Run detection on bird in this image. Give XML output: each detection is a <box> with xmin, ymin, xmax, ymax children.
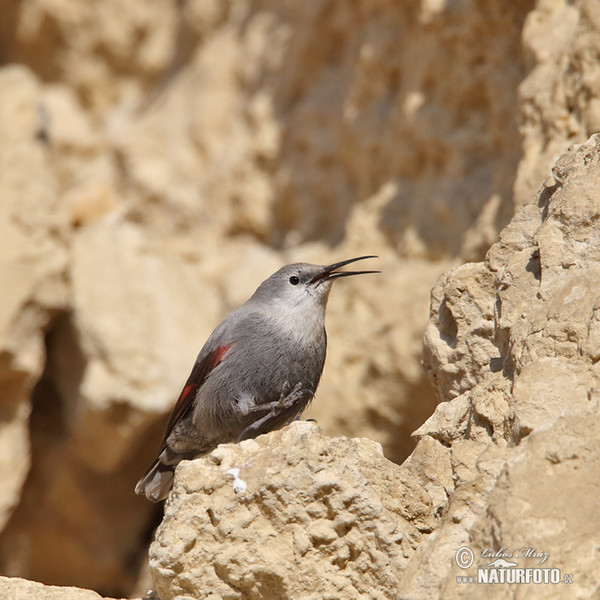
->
<box><xmin>135</xmin><ymin>255</ymin><xmax>379</xmax><ymax>502</ymax></box>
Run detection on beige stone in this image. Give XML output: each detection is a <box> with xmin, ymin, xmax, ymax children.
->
<box><xmin>0</xmin><ymin>65</ymin><xmax>68</xmax><ymax>532</ymax></box>
<box><xmin>0</xmin><ymin>575</ymin><xmax>123</xmax><ymax>600</ymax></box>
<box><xmin>409</xmin><ymin>134</ymin><xmax>600</xmax><ymax>598</ymax></box>
<box><xmin>0</xmin><ymin>219</ymin><xmax>226</xmax><ymax>593</ymax></box>
<box><xmin>515</xmin><ymin>0</ymin><xmax>600</xmax><ymax>208</ymax></box>
<box><xmin>441</xmin><ymin>409</ymin><xmax>600</xmax><ymax>599</ymax></box>
<box><xmin>150</xmin><ymin>421</ymin><xmax>436</xmax><ymax>600</ymax></box>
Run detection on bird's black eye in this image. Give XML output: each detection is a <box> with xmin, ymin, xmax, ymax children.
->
<box><xmin>289</xmin><ymin>275</ymin><xmax>300</xmax><ymax>285</ymax></box>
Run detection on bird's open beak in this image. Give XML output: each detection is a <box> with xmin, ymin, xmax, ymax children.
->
<box><xmin>310</xmin><ymin>255</ymin><xmax>380</xmax><ymax>285</ymax></box>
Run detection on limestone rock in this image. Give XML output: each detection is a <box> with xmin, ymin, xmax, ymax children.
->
<box><xmin>150</xmin><ymin>421</ymin><xmax>436</xmax><ymax>600</ymax></box>
<box><xmin>0</xmin><ymin>575</ymin><xmax>123</xmax><ymax>600</ymax></box>
<box><xmin>411</xmin><ymin>135</ymin><xmax>600</xmax><ymax>598</ymax></box>
<box><xmin>515</xmin><ymin>0</ymin><xmax>600</xmax><ymax>208</ymax></box>
<box><xmin>0</xmin><ymin>65</ymin><xmax>69</xmax><ymax>531</ymax></box>
<box><xmin>441</xmin><ymin>409</ymin><xmax>600</xmax><ymax>600</ymax></box>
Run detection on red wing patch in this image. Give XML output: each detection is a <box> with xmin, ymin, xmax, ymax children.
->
<box><xmin>210</xmin><ymin>343</ymin><xmax>232</xmax><ymax>369</ymax></box>
<box><xmin>160</xmin><ymin>343</ymin><xmax>233</xmax><ymax>446</ymax></box>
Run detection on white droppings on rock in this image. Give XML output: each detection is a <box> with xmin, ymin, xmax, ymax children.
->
<box><xmin>226</xmin><ymin>468</ymin><xmax>247</xmax><ymax>494</ymax></box>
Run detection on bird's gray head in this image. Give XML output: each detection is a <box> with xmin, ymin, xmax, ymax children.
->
<box><xmin>249</xmin><ymin>256</ymin><xmax>379</xmax><ymax>312</ymax></box>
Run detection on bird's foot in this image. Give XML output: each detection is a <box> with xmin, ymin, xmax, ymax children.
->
<box><xmin>237</xmin><ymin>382</ymin><xmax>313</xmax><ymax>441</ymax></box>
<box><xmin>245</xmin><ymin>382</ymin><xmax>305</xmax><ymax>414</ymax></box>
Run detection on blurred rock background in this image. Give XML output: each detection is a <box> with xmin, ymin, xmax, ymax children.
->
<box><xmin>0</xmin><ymin>0</ymin><xmax>599</xmax><ymax>597</ymax></box>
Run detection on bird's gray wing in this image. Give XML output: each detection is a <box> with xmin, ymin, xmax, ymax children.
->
<box><xmin>159</xmin><ymin>341</ymin><xmax>233</xmax><ymax>449</ymax></box>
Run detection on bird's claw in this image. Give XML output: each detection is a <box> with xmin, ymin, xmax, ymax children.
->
<box><xmin>237</xmin><ymin>382</ymin><xmax>313</xmax><ymax>441</ymax></box>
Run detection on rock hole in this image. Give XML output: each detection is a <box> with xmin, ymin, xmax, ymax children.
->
<box><xmin>206</xmin><ymin>507</ymin><xmax>218</xmax><ymax>527</ymax></box>
<box><xmin>0</xmin><ymin>313</ymin><xmax>162</xmax><ymax>597</ymax></box>
<box><xmin>489</xmin><ymin>357</ymin><xmax>503</xmax><ymax>373</ymax></box>
<box><xmin>438</xmin><ymin>298</ymin><xmax>458</xmax><ymax>349</ymax></box>
<box><xmin>525</xmin><ymin>248</ymin><xmax>541</xmax><ymax>282</ymax></box>
<box><xmin>334</xmin><ymin>522</ymin><xmax>353</xmax><ymax>537</ymax></box>
<box><xmin>537</xmin><ymin>183</ymin><xmax>556</xmax><ymax>221</ymax></box>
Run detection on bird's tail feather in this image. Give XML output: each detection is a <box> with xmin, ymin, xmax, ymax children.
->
<box><xmin>135</xmin><ymin>459</ymin><xmax>174</xmax><ymax>503</ymax></box>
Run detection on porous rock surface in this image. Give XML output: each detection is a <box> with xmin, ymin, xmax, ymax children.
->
<box><xmin>0</xmin><ymin>575</ymin><xmax>122</xmax><ymax>600</ymax></box>
<box><xmin>412</xmin><ymin>134</ymin><xmax>600</xmax><ymax>598</ymax></box>
<box><xmin>151</xmin><ymin>421</ymin><xmax>437</xmax><ymax>600</ymax></box>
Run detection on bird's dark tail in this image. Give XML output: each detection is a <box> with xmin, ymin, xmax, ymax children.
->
<box><xmin>135</xmin><ymin>459</ymin><xmax>175</xmax><ymax>503</ymax></box>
